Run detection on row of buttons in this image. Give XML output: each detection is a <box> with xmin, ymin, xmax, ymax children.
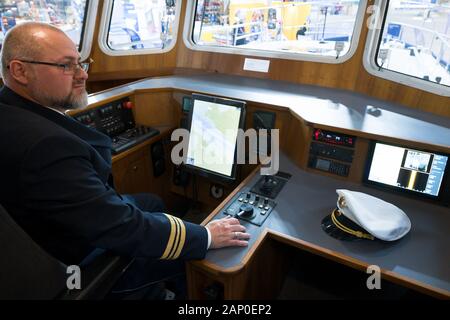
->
<box><xmin>224</xmin><ymin>192</ymin><xmax>276</xmax><ymax>226</ymax></box>
<box><xmin>329</xmin><ymin>162</ymin><xmax>349</xmax><ymax>176</ymax></box>
<box><xmin>99</xmin><ymin>104</ymin><xmax>118</xmax><ymax>116</ymax></box>
<box><xmin>76</xmin><ymin>113</ymin><xmax>94</xmax><ymax>124</ymax></box>
<box><xmin>237</xmin><ymin>193</ymin><xmax>270</xmax><ymax>211</ymax></box>
<box><xmin>310</xmin><ymin>141</ymin><xmax>354</xmax><ymax>163</ymax></box>
<box><xmin>111</xmin><ymin>126</ymin><xmax>160</xmax><ymax>154</ymax></box>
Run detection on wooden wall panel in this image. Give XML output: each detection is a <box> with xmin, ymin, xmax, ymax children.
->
<box><xmin>86</xmin><ymin>1</ymin><xmax>450</xmax><ymax>117</ymax></box>
<box><xmin>87</xmin><ymin>1</ymin><xmax>178</xmax><ymax>82</ymax></box>
<box><xmin>133</xmin><ymin>91</ymin><xmax>176</xmax><ymax>127</ymax></box>
<box><xmin>283</xmin><ymin>115</ymin><xmax>312</xmax><ymax>169</ymax></box>
<box><xmin>174</xmin><ymin>1</ymin><xmax>450</xmax><ymax>117</ymax></box>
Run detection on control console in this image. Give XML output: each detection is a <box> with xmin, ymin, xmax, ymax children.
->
<box><xmin>221</xmin><ymin>172</ymin><xmax>290</xmax><ymax>226</ymax></box>
<box><xmin>111</xmin><ymin>126</ymin><xmax>159</xmax><ymax>154</ymax></box>
<box><xmin>73</xmin><ymin>97</ymin><xmax>159</xmax><ymax>154</ymax></box>
<box><xmin>223</xmin><ymin>192</ymin><xmax>276</xmax><ymax>226</ymax></box>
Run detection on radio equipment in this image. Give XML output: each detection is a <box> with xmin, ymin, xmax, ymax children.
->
<box><xmin>73</xmin><ymin>97</ymin><xmax>159</xmax><ymax>154</ymax></box>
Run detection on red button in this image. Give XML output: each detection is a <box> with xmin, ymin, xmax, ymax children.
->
<box><xmin>123</xmin><ymin>101</ymin><xmax>133</xmax><ymax>109</ymax></box>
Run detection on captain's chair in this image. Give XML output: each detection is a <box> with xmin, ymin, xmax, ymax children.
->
<box><xmin>0</xmin><ymin>204</ymin><xmax>131</xmax><ymax>300</ymax></box>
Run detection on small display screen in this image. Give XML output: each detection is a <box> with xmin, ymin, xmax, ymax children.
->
<box><xmin>365</xmin><ymin>142</ymin><xmax>448</xmax><ymax>198</ymax></box>
<box><xmin>316</xmin><ymin>158</ymin><xmax>331</xmax><ymax>171</ymax></box>
<box><xmin>182</xmin><ymin>96</ymin><xmax>192</xmax><ymax>113</ymax></box>
<box><xmin>313</xmin><ymin>128</ymin><xmax>356</xmax><ymax>148</ymax></box>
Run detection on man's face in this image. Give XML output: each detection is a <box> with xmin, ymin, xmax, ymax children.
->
<box><xmin>26</xmin><ymin>30</ymin><xmax>88</xmax><ymax>110</ymax></box>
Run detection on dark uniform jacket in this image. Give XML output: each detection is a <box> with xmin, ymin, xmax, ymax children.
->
<box><xmin>0</xmin><ymin>86</ymin><xmax>207</xmax><ymax>264</ymax></box>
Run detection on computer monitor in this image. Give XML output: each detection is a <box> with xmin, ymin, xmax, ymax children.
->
<box><xmin>184</xmin><ymin>94</ymin><xmax>246</xmax><ymax>182</ymax></box>
<box><xmin>364</xmin><ymin>141</ymin><xmax>449</xmax><ymax>201</ymax></box>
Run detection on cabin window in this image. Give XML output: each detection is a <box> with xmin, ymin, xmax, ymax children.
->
<box><xmin>364</xmin><ymin>0</ymin><xmax>450</xmax><ymax>96</ymax></box>
<box><xmin>185</xmin><ymin>0</ymin><xmax>367</xmax><ymax>63</ymax></box>
<box><xmin>0</xmin><ymin>0</ymin><xmax>97</xmax><ymax>61</ymax></box>
<box><xmin>98</xmin><ymin>0</ymin><xmax>180</xmax><ymax>55</ymax></box>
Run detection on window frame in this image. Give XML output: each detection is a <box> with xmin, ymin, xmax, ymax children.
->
<box><xmin>79</xmin><ymin>0</ymin><xmax>99</xmax><ymax>61</ymax></box>
<box><xmin>363</xmin><ymin>0</ymin><xmax>450</xmax><ymax>97</ymax></box>
<box><xmin>183</xmin><ymin>0</ymin><xmax>368</xmax><ymax>64</ymax></box>
<box><xmin>0</xmin><ymin>0</ymin><xmax>96</xmax><ymax>61</ymax></box>
<box><xmin>98</xmin><ymin>0</ymin><xmax>182</xmax><ymax>56</ymax></box>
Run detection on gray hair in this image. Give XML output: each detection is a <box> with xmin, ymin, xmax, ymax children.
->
<box><xmin>1</xmin><ymin>22</ymin><xmax>66</xmax><ymax>79</ymax></box>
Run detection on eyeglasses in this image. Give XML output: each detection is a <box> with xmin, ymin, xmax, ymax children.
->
<box><xmin>9</xmin><ymin>58</ymin><xmax>93</xmax><ymax>74</ymax></box>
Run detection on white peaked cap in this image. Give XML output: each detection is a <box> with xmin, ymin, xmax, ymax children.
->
<box><xmin>336</xmin><ymin>189</ymin><xmax>411</xmax><ymax>241</ymax></box>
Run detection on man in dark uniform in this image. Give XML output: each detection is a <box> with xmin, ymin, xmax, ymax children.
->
<box><xmin>0</xmin><ymin>22</ymin><xmax>250</xmax><ymax>298</ymax></box>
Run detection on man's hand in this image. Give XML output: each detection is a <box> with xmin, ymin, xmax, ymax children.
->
<box><xmin>206</xmin><ymin>216</ymin><xmax>250</xmax><ymax>249</ymax></box>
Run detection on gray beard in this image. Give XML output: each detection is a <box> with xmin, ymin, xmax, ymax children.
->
<box><xmin>64</xmin><ymin>90</ymin><xmax>88</xmax><ymax>110</ymax></box>
<box><xmin>40</xmin><ymin>90</ymin><xmax>88</xmax><ymax>111</ymax></box>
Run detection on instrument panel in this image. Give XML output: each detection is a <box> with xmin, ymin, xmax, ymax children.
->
<box><xmin>73</xmin><ymin>98</ymin><xmax>159</xmax><ymax>154</ymax></box>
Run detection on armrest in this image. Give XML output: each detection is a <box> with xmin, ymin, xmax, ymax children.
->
<box><xmin>59</xmin><ymin>251</ymin><xmax>133</xmax><ymax>300</ymax></box>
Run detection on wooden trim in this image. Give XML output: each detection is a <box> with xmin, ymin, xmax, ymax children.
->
<box><xmin>88</xmin><ymin>68</ymin><xmax>176</xmax><ymax>82</ymax></box>
<box><xmin>267</xmin><ymin>230</ymin><xmax>450</xmax><ymax>299</ymax></box>
<box><xmin>283</xmin><ymin>114</ymin><xmax>311</xmax><ymax>168</ymax></box>
<box><xmin>133</xmin><ymin>91</ymin><xmax>176</xmax><ymax>127</ymax></box>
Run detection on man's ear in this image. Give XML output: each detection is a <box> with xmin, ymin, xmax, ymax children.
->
<box><xmin>8</xmin><ymin>61</ymin><xmax>30</xmax><ymax>85</ymax></box>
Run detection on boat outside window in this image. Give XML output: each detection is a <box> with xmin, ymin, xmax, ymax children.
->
<box><xmin>188</xmin><ymin>0</ymin><xmax>367</xmax><ymax>62</ymax></box>
<box><xmin>376</xmin><ymin>0</ymin><xmax>450</xmax><ymax>88</ymax></box>
<box><xmin>0</xmin><ymin>0</ymin><xmax>92</xmax><ymax>55</ymax></box>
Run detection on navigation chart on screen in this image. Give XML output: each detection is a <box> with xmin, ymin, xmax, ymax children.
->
<box><xmin>186</xmin><ymin>99</ymin><xmax>241</xmax><ymax>177</ymax></box>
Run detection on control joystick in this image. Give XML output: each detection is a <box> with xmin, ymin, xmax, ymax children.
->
<box><xmin>261</xmin><ymin>175</ymin><xmax>276</xmax><ymax>194</ymax></box>
<box><xmin>238</xmin><ymin>203</ymin><xmax>254</xmax><ymax>218</ymax></box>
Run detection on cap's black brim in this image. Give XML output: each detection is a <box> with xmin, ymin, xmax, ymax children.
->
<box><xmin>321</xmin><ymin>212</ymin><xmax>364</xmax><ymax>241</ymax></box>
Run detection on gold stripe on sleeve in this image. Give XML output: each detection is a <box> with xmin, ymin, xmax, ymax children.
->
<box><xmin>170</xmin><ymin>217</ymin><xmax>186</xmax><ymax>260</ymax></box>
<box><xmin>160</xmin><ymin>214</ymin><xmax>176</xmax><ymax>260</ymax></box>
<box><xmin>167</xmin><ymin>216</ymin><xmax>181</xmax><ymax>259</ymax></box>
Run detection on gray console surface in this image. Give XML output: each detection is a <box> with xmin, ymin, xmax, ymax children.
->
<box><xmin>205</xmin><ymin>153</ymin><xmax>450</xmax><ymax>295</ymax></box>
<box><xmin>88</xmin><ymin>74</ymin><xmax>450</xmax><ymax>150</ymax></box>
